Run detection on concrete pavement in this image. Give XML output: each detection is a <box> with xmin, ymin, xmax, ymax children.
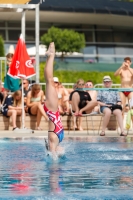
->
<box><xmin>0</xmin><ymin>129</ymin><xmax>132</xmax><ymax>138</ymax></box>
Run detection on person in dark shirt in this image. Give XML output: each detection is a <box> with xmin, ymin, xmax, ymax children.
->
<box><xmin>1</xmin><ymin>90</ymin><xmax>23</xmax><ymax>131</ymax></box>
<box><xmin>69</xmin><ymin>79</ymin><xmax>98</xmax><ymax>116</ymax></box>
<box><xmin>0</xmin><ymin>92</ymin><xmax>3</xmax><ymax>111</ymax></box>
<box><xmin>20</xmin><ymin>79</ymin><xmax>31</xmax><ymax>112</ymax></box>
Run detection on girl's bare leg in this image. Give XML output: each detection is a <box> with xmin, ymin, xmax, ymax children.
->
<box><xmin>44</xmin><ymin>42</ymin><xmax>59</xmax><ymax>153</ymax></box>
<box><xmin>113</xmin><ymin>109</ymin><xmax>126</xmax><ymax>135</ymax></box>
<box><xmin>79</xmin><ymin>101</ymin><xmax>98</xmax><ymax>115</ymax></box>
<box><xmin>71</xmin><ymin>92</ymin><xmax>80</xmax><ymax>114</ymax></box>
<box><xmin>36</xmin><ymin>109</ymin><xmax>42</xmax><ymax>129</ymax></box>
<box><xmin>102</xmin><ymin>108</ymin><xmax>111</xmax><ymax>132</ymax></box>
<box><xmin>7</xmin><ymin>110</ymin><xmax>17</xmax><ymax>128</ymax></box>
<box><xmin>78</xmin><ymin>117</ymin><xmax>83</xmax><ymax>131</ymax></box>
<box><xmin>37</xmin><ymin>102</ymin><xmax>48</xmax><ymax>121</ymax></box>
<box><xmin>44</xmin><ymin>42</ymin><xmax>58</xmax><ymax>111</ymax></box>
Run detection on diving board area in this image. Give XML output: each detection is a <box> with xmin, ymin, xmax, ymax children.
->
<box><xmin>0</xmin><ymin>0</ymin><xmax>30</xmax><ymax>4</ymax></box>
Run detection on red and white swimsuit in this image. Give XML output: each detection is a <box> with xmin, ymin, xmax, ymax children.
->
<box><xmin>43</xmin><ymin>104</ymin><xmax>64</xmax><ymax>143</ymax></box>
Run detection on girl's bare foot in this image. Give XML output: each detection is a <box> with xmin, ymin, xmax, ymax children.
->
<box><xmin>73</xmin><ymin>126</ymin><xmax>78</xmax><ymax>130</ymax></box>
<box><xmin>78</xmin><ymin>110</ymin><xmax>83</xmax><ymax>116</ymax></box>
<box><xmin>78</xmin><ymin>126</ymin><xmax>83</xmax><ymax>131</ymax></box>
<box><xmin>36</xmin><ymin>127</ymin><xmax>42</xmax><ymax>130</ymax></box>
<box><xmin>45</xmin><ymin>42</ymin><xmax>55</xmax><ymax>57</ymax></box>
<box><xmin>44</xmin><ymin>116</ymin><xmax>49</xmax><ymax>122</ymax></box>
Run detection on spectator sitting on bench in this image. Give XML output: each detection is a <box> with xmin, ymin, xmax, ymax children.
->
<box><xmin>1</xmin><ymin>90</ymin><xmax>23</xmax><ymax>131</ymax></box>
<box><xmin>69</xmin><ymin>79</ymin><xmax>97</xmax><ymax>130</ymax></box>
<box><xmin>97</xmin><ymin>75</ymin><xmax>126</xmax><ymax>136</ymax></box>
<box><xmin>53</xmin><ymin>77</ymin><xmax>70</xmax><ymax>115</ymax></box>
<box><xmin>26</xmin><ymin>83</ymin><xmax>48</xmax><ymax>130</ymax></box>
<box><xmin>20</xmin><ymin>79</ymin><xmax>31</xmax><ymax>112</ymax></box>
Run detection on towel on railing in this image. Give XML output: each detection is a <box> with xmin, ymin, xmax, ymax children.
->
<box><xmin>126</xmin><ymin>109</ymin><xmax>133</xmax><ymax>130</ymax></box>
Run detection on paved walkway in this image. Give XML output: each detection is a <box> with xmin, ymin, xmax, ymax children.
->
<box><xmin>0</xmin><ymin>129</ymin><xmax>132</xmax><ymax>138</ymax></box>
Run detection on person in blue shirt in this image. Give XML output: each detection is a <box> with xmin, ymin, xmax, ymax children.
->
<box><xmin>1</xmin><ymin>90</ymin><xmax>22</xmax><ymax>131</ymax></box>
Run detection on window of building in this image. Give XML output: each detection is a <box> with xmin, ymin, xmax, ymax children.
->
<box><xmin>26</xmin><ymin>30</ymin><xmax>35</xmax><ymax>41</ymax></box>
<box><xmin>96</xmin><ymin>31</ymin><xmax>113</xmax><ymax>42</ymax></box>
<box><xmin>8</xmin><ymin>30</ymin><xmax>20</xmax><ymax>40</ymax></box>
<box><xmin>8</xmin><ymin>21</ymin><xmax>21</xmax><ymax>28</ymax></box>
<box><xmin>113</xmin><ymin>31</ymin><xmax>133</xmax><ymax>43</ymax></box>
<box><xmin>83</xmin><ymin>46</ymin><xmax>96</xmax><ymax>54</ymax></box>
<box><xmin>40</xmin><ymin>22</ymin><xmax>52</xmax><ymax>29</ymax></box>
<box><xmin>0</xmin><ymin>30</ymin><xmax>5</xmax><ymax>40</ymax></box>
<box><xmin>115</xmin><ymin>46</ymin><xmax>133</xmax><ymax>55</ymax></box>
<box><xmin>81</xmin><ymin>24</ymin><xmax>94</xmax><ymax>29</ymax></box>
<box><xmin>0</xmin><ymin>21</ymin><xmax>5</xmax><ymax>27</ymax></box>
<box><xmin>96</xmin><ymin>25</ymin><xmax>112</xmax><ymax>30</ymax></box>
<box><xmin>97</xmin><ymin>46</ymin><xmax>114</xmax><ymax>55</ymax></box>
<box><xmin>81</xmin><ymin>31</ymin><xmax>93</xmax><ymax>42</ymax></box>
<box><xmin>26</xmin><ymin>22</ymin><xmax>35</xmax><ymax>28</ymax></box>
<box><xmin>40</xmin><ymin>30</ymin><xmax>47</xmax><ymax>38</ymax></box>
<box><xmin>97</xmin><ymin>45</ymin><xmax>115</xmax><ymax>63</ymax></box>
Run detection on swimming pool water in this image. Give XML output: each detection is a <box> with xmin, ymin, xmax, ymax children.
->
<box><xmin>0</xmin><ymin>137</ymin><xmax>133</xmax><ymax>200</ymax></box>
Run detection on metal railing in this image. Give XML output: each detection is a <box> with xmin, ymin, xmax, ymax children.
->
<box><xmin>33</xmin><ymin>82</ymin><xmax>74</xmax><ymax>90</ymax></box>
<box><xmin>94</xmin><ymin>84</ymin><xmax>121</xmax><ymax>88</ymax></box>
<box><xmin>34</xmin><ymin>83</ymin><xmax>122</xmax><ymax>90</ymax></box>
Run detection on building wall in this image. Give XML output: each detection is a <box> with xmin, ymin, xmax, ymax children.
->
<box><xmin>1</xmin><ymin>10</ymin><xmax>133</xmax><ymax>63</ymax></box>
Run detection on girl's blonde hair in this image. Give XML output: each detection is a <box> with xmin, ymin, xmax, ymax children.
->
<box><xmin>31</xmin><ymin>84</ymin><xmax>41</xmax><ymax>97</ymax></box>
<box><xmin>76</xmin><ymin>79</ymin><xmax>85</xmax><ymax>85</ymax></box>
<box><xmin>12</xmin><ymin>90</ymin><xmax>22</xmax><ymax>107</ymax></box>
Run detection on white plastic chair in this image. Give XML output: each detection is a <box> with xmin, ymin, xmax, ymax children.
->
<box><xmin>98</xmin><ymin>107</ymin><xmax>119</xmax><ymax>135</ymax></box>
<box><xmin>68</xmin><ymin>103</ymin><xmax>98</xmax><ymax>135</ymax></box>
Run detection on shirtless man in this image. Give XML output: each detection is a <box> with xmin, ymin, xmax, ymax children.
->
<box><xmin>114</xmin><ymin>57</ymin><xmax>133</xmax><ymax>109</ymax></box>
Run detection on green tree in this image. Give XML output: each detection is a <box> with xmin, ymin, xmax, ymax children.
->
<box><xmin>41</xmin><ymin>26</ymin><xmax>85</xmax><ymax>59</ymax></box>
<box><xmin>0</xmin><ymin>35</ymin><xmax>5</xmax><ymax>56</ymax></box>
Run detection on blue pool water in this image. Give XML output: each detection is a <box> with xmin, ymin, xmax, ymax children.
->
<box><xmin>0</xmin><ymin>137</ymin><xmax>133</xmax><ymax>200</ymax></box>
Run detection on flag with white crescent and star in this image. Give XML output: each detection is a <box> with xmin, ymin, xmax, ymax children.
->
<box><xmin>7</xmin><ymin>34</ymin><xmax>36</xmax><ymax>79</ymax></box>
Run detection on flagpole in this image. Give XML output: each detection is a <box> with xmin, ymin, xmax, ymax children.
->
<box><xmin>21</xmin><ymin>79</ymin><xmax>25</xmax><ymax>129</ymax></box>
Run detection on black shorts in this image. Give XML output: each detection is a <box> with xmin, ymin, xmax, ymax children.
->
<box><xmin>1</xmin><ymin>108</ymin><xmax>9</xmax><ymax>118</ymax></box>
<box><xmin>27</xmin><ymin>107</ymin><xmax>36</xmax><ymax>116</ymax></box>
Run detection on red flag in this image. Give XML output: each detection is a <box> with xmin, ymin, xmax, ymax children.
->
<box><xmin>8</xmin><ymin>34</ymin><xmax>36</xmax><ymax>79</ymax></box>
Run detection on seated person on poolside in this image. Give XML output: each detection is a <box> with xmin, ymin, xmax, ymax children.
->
<box><xmin>97</xmin><ymin>75</ymin><xmax>126</xmax><ymax>136</ymax></box>
<box><xmin>53</xmin><ymin>77</ymin><xmax>70</xmax><ymax>115</ymax></box>
<box><xmin>69</xmin><ymin>79</ymin><xmax>97</xmax><ymax>131</ymax></box>
<box><xmin>69</xmin><ymin>83</ymin><xmax>84</xmax><ymax>131</ymax></box>
<box><xmin>1</xmin><ymin>90</ymin><xmax>23</xmax><ymax>131</ymax></box>
<box><xmin>20</xmin><ymin>79</ymin><xmax>31</xmax><ymax>112</ymax></box>
<box><xmin>26</xmin><ymin>84</ymin><xmax>48</xmax><ymax>130</ymax></box>
<box><xmin>85</xmin><ymin>80</ymin><xmax>99</xmax><ymax>113</ymax></box>
<box><xmin>70</xmin><ymin>79</ymin><xmax>98</xmax><ymax>116</ymax></box>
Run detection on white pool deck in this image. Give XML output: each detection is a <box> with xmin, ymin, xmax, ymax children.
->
<box><xmin>0</xmin><ymin>129</ymin><xmax>132</xmax><ymax>138</ymax></box>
